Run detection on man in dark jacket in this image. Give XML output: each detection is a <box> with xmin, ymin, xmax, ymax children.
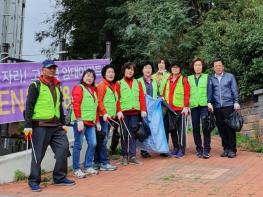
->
<box><xmin>24</xmin><ymin>60</ymin><xmax>75</xmax><ymax>192</ymax></box>
<box><xmin>208</xmin><ymin>58</ymin><xmax>240</xmax><ymax>158</ymax></box>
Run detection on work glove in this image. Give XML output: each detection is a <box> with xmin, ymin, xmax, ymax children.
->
<box><xmin>141</xmin><ymin>111</ymin><xmax>147</xmax><ymax>118</ymax></box>
<box><xmin>62</xmin><ymin>125</ymin><xmax>68</xmax><ymax>133</ymax></box>
<box><xmin>181</xmin><ymin>107</ymin><xmax>189</xmax><ymax>116</ymax></box>
<box><xmin>117</xmin><ymin>112</ymin><xmax>124</xmax><ymax>120</ymax></box>
<box><xmin>23</xmin><ymin>128</ymin><xmax>32</xmax><ymax>138</ymax></box>
<box><xmin>207</xmin><ymin>103</ymin><xmax>214</xmax><ymax>112</ymax></box>
<box><xmin>103</xmin><ymin>113</ymin><xmax>109</xmax><ymax>122</ymax></box>
<box><xmin>234</xmin><ymin>103</ymin><xmax>241</xmax><ymax>111</ymax></box>
<box><xmin>96</xmin><ymin>123</ymin><xmax>102</xmax><ymax>131</ymax></box>
<box><xmin>77</xmin><ymin>120</ymin><xmax>84</xmax><ymax>132</ymax></box>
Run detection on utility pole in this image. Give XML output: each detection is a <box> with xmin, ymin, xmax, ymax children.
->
<box><xmin>105</xmin><ymin>41</ymin><xmax>111</xmax><ymax>59</ymax></box>
<box><xmin>58</xmin><ymin>38</ymin><xmax>67</xmax><ymax>61</ymax></box>
<box><xmin>1</xmin><ymin>43</ymin><xmax>10</xmax><ymax>63</ymax></box>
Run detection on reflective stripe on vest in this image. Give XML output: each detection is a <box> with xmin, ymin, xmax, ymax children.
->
<box><xmin>153</xmin><ymin>72</ymin><xmax>170</xmax><ymax>95</ymax></box>
<box><xmin>32</xmin><ymin>82</ymin><xmax>60</xmax><ymax>120</ymax></box>
<box><xmin>119</xmin><ymin>79</ymin><xmax>140</xmax><ymax>111</ymax></box>
<box><xmin>103</xmin><ymin>86</ymin><xmax>118</xmax><ymax>117</ymax></box>
<box><xmin>188</xmin><ymin>74</ymin><xmax>208</xmax><ymax>108</ymax></box>
<box><xmin>138</xmin><ymin>77</ymin><xmax>158</xmax><ymax>99</ymax></box>
<box><xmin>165</xmin><ymin>76</ymin><xmax>184</xmax><ymax>108</ymax></box>
<box><xmin>71</xmin><ymin>84</ymin><xmax>98</xmax><ymax>122</ymax></box>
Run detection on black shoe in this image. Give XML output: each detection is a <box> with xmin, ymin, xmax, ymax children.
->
<box><xmin>202</xmin><ymin>151</ymin><xmax>210</xmax><ymax>159</ymax></box>
<box><xmin>221</xmin><ymin>150</ymin><xmax>229</xmax><ymax>157</ymax></box>
<box><xmin>228</xmin><ymin>151</ymin><xmax>236</xmax><ymax>158</ymax></box>
<box><xmin>196</xmin><ymin>150</ymin><xmax>203</xmax><ymax>158</ymax></box>
<box><xmin>141</xmin><ymin>150</ymin><xmax>151</xmax><ymax>158</ymax></box>
<box><xmin>160</xmin><ymin>153</ymin><xmax>170</xmax><ymax>158</ymax></box>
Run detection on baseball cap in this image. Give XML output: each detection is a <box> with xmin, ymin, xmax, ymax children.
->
<box><xmin>41</xmin><ymin>60</ymin><xmax>58</xmax><ymax>68</ymax></box>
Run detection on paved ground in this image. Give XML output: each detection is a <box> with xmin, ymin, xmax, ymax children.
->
<box><xmin>1</xmin><ymin>135</ymin><xmax>263</xmax><ymax>197</ymax></box>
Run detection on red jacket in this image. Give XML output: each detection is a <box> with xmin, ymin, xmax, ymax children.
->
<box><xmin>71</xmin><ymin>84</ymin><xmax>99</xmax><ymax>126</ymax></box>
<box><xmin>97</xmin><ymin>79</ymin><xmax>117</xmax><ymax>116</ymax></box>
<box><xmin>115</xmin><ymin>77</ymin><xmax>146</xmax><ymax>115</ymax></box>
<box><xmin>162</xmin><ymin>73</ymin><xmax>190</xmax><ymax>111</ymax></box>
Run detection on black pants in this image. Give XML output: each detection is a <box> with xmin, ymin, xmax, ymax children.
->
<box><xmin>191</xmin><ymin>106</ymin><xmax>210</xmax><ymax>152</ymax></box>
<box><xmin>214</xmin><ymin>106</ymin><xmax>237</xmax><ymax>152</ymax></box>
<box><xmin>164</xmin><ymin>112</ymin><xmax>186</xmax><ymax>153</ymax></box>
<box><xmin>28</xmin><ymin>126</ymin><xmax>69</xmax><ymax>185</ymax></box>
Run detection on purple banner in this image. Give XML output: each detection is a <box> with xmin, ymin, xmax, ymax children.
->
<box><xmin>0</xmin><ymin>59</ymin><xmax>110</xmax><ymax>124</ymax></box>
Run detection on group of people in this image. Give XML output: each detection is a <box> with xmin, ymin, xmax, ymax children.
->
<box><xmin>24</xmin><ymin>57</ymin><xmax>240</xmax><ymax>192</ymax></box>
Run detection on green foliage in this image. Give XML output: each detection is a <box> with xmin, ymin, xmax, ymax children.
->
<box><xmin>14</xmin><ymin>170</ymin><xmax>26</xmax><ymax>182</ymax></box>
<box><xmin>237</xmin><ymin>133</ymin><xmax>263</xmax><ymax>153</ymax></box>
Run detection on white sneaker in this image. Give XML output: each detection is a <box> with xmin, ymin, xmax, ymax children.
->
<box><xmin>84</xmin><ymin>167</ymin><xmax>99</xmax><ymax>175</ymax></box>
<box><xmin>73</xmin><ymin>169</ymin><xmax>86</xmax><ymax>179</ymax></box>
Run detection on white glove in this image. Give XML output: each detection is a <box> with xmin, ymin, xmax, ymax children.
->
<box><xmin>208</xmin><ymin>103</ymin><xmax>214</xmax><ymax>112</ymax></box>
<box><xmin>181</xmin><ymin>107</ymin><xmax>189</xmax><ymax>116</ymax></box>
<box><xmin>103</xmin><ymin>113</ymin><xmax>109</xmax><ymax>122</ymax></box>
<box><xmin>77</xmin><ymin>120</ymin><xmax>84</xmax><ymax>132</ymax></box>
<box><xmin>23</xmin><ymin>128</ymin><xmax>32</xmax><ymax>137</ymax></box>
<box><xmin>117</xmin><ymin>112</ymin><xmax>124</xmax><ymax>120</ymax></box>
<box><xmin>234</xmin><ymin>103</ymin><xmax>240</xmax><ymax>110</ymax></box>
<box><xmin>96</xmin><ymin>123</ymin><xmax>102</xmax><ymax>131</ymax></box>
<box><xmin>141</xmin><ymin>111</ymin><xmax>147</xmax><ymax>118</ymax></box>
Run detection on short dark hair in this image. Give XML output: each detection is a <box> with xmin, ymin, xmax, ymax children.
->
<box><xmin>189</xmin><ymin>58</ymin><xmax>207</xmax><ymax>73</ymax></box>
<box><xmin>121</xmin><ymin>62</ymin><xmax>136</xmax><ymax>77</ymax></box>
<box><xmin>154</xmin><ymin>57</ymin><xmax>167</xmax><ymax>71</ymax></box>
<box><xmin>101</xmin><ymin>64</ymin><xmax>115</xmax><ymax>79</ymax></box>
<box><xmin>212</xmin><ymin>58</ymin><xmax>225</xmax><ymax>66</ymax></box>
<box><xmin>169</xmin><ymin>60</ymin><xmax>182</xmax><ymax>72</ymax></box>
<box><xmin>80</xmin><ymin>68</ymin><xmax>96</xmax><ymax>86</ymax></box>
<box><xmin>140</xmin><ymin>60</ymin><xmax>154</xmax><ymax>73</ymax></box>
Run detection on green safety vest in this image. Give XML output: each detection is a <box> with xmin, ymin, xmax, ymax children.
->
<box><xmin>71</xmin><ymin>84</ymin><xmax>98</xmax><ymax>122</ymax></box>
<box><xmin>32</xmin><ymin>82</ymin><xmax>60</xmax><ymax>120</ymax></box>
<box><xmin>119</xmin><ymin>79</ymin><xmax>140</xmax><ymax>111</ymax></box>
<box><xmin>138</xmin><ymin>77</ymin><xmax>158</xmax><ymax>99</ymax></box>
<box><xmin>103</xmin><ymin>86</ymin><xmax>118</xmax><ymax>117</ymax></box>
<box><xmin>188</xmin><ymin>74</ymin><xmax>208</xmax><ymax>108</ymax></box>
<box><xmin>152</xmin><ymin>71</ymin><xmax>170</xmax><ymax>95</ymax></box>
<box><xmin>165</xmin><ymin>76</ymin><xmax>184</xmax><ymax>108</ymax></box>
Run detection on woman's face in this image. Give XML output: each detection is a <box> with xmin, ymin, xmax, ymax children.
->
<box><xmin>83</xmin><ymin>72</ymin><xmax>94</xmax><ymax>85</ymax></box>
<box><xmin>124</xmin><ymin>67</ymin><xmax>134</xmax><ymax>78</ymax></box>
<box><xmin>158</xmin><ymin>60</ymin><xmax>166</xmax><ymax>71</ymax></box>
<box><xmin>171</xmin><ymin>65</ymin><xmax>180</xmax><ymax>75</ymax></box>
<box><xmin>105</xmin><ymin>68</ymin><xmax>115</xmax><ymax>82</ymax></box>
<box><xmin>193</xmin><ymin>61</ymin><xmax>203</xmax><ymax>74</ymax></box>
<box><xmin>142</xmin><ymin>64</ymin><xmax>152</xmax><ymax>77</ymax></box>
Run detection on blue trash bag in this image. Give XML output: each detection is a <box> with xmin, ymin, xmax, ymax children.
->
<box><xmin>139</xmin><ymin>95</ymin><xmax>169</xmax><ymax>153</ymax></box>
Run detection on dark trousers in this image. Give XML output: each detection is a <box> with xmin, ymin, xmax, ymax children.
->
<box><xmin>120</xmin><ymin>115</ymin><xmax>139</xmax><ymax>158</ymax></box>
<box><xmin>214</xmin><ymin>106</ymin><xmax>237</xmax><ymax>152</ymax></box>
<box><xmin>28</xmin><ymin>126</ymin><xmax>69</xmax><ymax>185</ymax></box>
<box><xmin>191</xmin><ymin>106</ymin><xmax>211</xmax><ymax>152</ymax></box>
<box><xmin>164</xmin><ymin>112</ymin><xmax>186</xmax><ymax>153</ymax></box>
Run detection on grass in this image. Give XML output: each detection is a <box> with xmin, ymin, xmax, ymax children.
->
<box><xmin>161</xmin><ymin>174</ymin><xmax>175</xmax><ymax>181</ymax></box>
<box><xmin>236</xmin><ymin>133</ymin><xmax>263</xmax><ymax>153</ymax></box>
<box><xmin>14</xmin><ymin>170</ymin><xmax>26</xmax><ymax>182</ymax></box>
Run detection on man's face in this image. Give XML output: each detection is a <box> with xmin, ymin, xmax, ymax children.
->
<box><xmin>213</xmin><ymin>61</ymin><xmax>224</xmax><ymax>75</ymax></box>
<box><xmin>42</xmin><ymin>66</ymin><xmax>57</xmax><ymax>77</ymax></box>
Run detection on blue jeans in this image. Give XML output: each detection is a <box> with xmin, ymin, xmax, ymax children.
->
<box><xmin>72</xmin><ymin>123</ymin><xmax>97</xmax><ymax>170</ymax></box>
<box><xmin>94</xmin><ymin>117</ymin><xmax>109</xmax><ymax>165</ymax></box>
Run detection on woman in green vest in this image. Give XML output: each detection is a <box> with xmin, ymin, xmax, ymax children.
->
<box><xmin>71</xmin><ymin>69</ymin><xmax>101</xmax><ymax>178</ymax></box>
<box><xmin>116</xmin><ymin>62</ymin><xmax>147</xmax><ymax>166</ymax></box>
<box><xmin>138</xmin><ymin>61</ymin><xmax>158</xmax><ymax>158</ymax></box>
<box><xmin>152</xmin><ymin>58</ymin><xmax>170</xmax><ymax>95</ymax></box>
<box><xmin>188</xmin><ymin>58</ymin><xmax>210</xmax><ymax>159</ymax></box>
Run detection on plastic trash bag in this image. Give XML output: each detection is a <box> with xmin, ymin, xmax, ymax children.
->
<box><xmin>224</xmin><ymin>111</ymin><xmax>244</xmax><ymax>132</ymax></box>
<box><xmin>202</xmin><ymin>111</ymin><xmax>216</xmax><ymax>133</ymax></box>
<box><xmin>135</xmin><ymin>118</ymin><xmax>151</xmax><ymax>142</ymax></box>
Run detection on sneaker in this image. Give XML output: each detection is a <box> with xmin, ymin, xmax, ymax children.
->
<box><xmin>93</xmin><ymin>163</ymin><xmax>100</xmax><ymax>170</ymax></box>
<box><xmin>121</xmin><ymin>156</ymin><xmax>128</xmax><ymax>166</ymax></box>
<box><xmin>171</xmin><ymin>148</ymin><xmax>179</xmax><ymax>157</ymax></box>
<box><xmin>221</xmin><ymin>149</ymin><xmax>229</xmax><ymax>157</ymax></box>
<box><xmin>73</xmin><ymin>169</ymin><xmax>86</xmax><ymax>179</ymax></box>
<box><xmin>84</xmin><ymin>167</ymin><xmax>99</xmax><ymax>175</ymax></box>
<box><xmin>202</xmin><ymin>151</ymin><xmax>210</xmax><ymax>159</ymax></box>
<box><xmin>174</xmin><ymin>149</ymin><xmax>184</xmax><ymax>158</ymax></box>
<box><xmin>160</xmin><ymin>153</ymin><xmax>170</xmax><ymax>157</ymax></box>
<box><xmin>100</xmin><ymin>163</ymin><xmax>117</xmax><ymax>171</ymax></box>
<box><xmin>129</xmin><ymin>157</ymin><xmax>143</xmax><ymax>165</ymax></box>
<box><xmin>29</xmin><ymin>184</ymin><xmax>41</xmax><ymax>192</ymax></box>
<box><xmin>228</xmin><ymin>151</ymin><xmax>236</xmax><ymax>158</ymax></box>
<box><xmin>54</xmin><ymin>178</ymin><xmax>76</xmax><ymax>186</ymax></box>
<box><xmin>141</xmin><ymin>150</ymin><xmax>151</xmax><ymax>158</ymax></box>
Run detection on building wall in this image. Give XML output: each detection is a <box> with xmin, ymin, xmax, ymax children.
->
<box><xmin>0</xmin><ymin>0</ymin><xmax>25</xmax><ymax>59</ymax></box>
<box><xmin>241</xmin><ymin>89</ymin><xmax>263</xmax><ymax>140</ymax></box>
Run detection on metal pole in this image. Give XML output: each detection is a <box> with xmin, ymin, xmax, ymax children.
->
<box><xmin>105</xmin><ymin>41</ymin><xmax>111</xmax><ymax>59</ymax></box>
<box><xmin>58</xmin><ymin>38</ymin><xmax>67</xmax><ymax>60</ymax></box>
<box><xmin>1</xmin><ymin>43</ymin><xmax>10</xmax><ymax>63</ymax></box>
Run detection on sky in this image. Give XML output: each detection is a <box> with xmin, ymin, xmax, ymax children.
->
<box><xmin>22</xmin><ymin>0</ymin><xmax>57</xmax><ymax>62</ymax></box>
